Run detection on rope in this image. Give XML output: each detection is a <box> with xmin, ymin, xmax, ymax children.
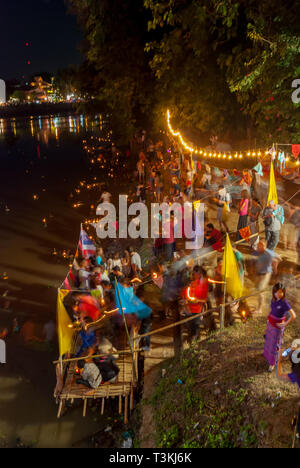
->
<box><xmin>134</xmin><ymin>288</ymin><xmax>269</xmax><ymax>341</ymax></box>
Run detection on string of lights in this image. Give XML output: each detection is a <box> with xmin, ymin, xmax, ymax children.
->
<box><xmin>166</xmin><ymin>109</ymin><xmax>270</xmax><ymax>160</ymax></box>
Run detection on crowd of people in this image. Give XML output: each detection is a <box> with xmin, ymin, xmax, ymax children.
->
<box><xmin>62</xmin><ymin>134</ymin><xmax>299</xmax><ymax>404</ymax></box>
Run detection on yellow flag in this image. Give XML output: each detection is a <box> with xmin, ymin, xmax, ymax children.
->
<box><xmin>193</xmin><ymin>200</ymin><xmax>201</xmax><ymax>212</ymax></box>
<box><xmin>190</xmin><ymin>152</ymin><xmax>194</xmax><ymax>172</ymax></box>
<box><xmin>57</xmin><ymin>289</ymin><xmax>74</xmax><ymax>357</ymax></box>
<box><xmin>267</xmin><ymin>162</ymin><xmax>278</xmax><ymax>205</ymax></box>
<box><xmin>222</xmin><ymin>235</ymin><xmax>243</xmax><ymax>300</ymax></box>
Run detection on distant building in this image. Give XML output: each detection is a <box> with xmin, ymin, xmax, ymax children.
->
<box><xmin>28</xmin><ymin>76</ymin><xmax>53</xmax><ymax>102</ymax></box>
<box><xmin>0</xmin><ymin>79</ymin><xmax>6</xmax><ymax>104</ymax></box>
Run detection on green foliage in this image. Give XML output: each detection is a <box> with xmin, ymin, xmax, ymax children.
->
<box><xmin>145</xmin><ymin>0</ymin><xmax>300</xmax><ymax>142</ymax></box>
<box><xmin>150</xmin><ymin>344</ymin><xmax>260</xmax><ymax>448</ymax></box>
<box><xmin>68</xmin><ymin>0</ymin><xmax>300</xmax><ymax>143</ymax></box>
<box><xmin>159</xmin><ymin>425</ymin><xmax>179</xmax><ymax>448</ymax></box>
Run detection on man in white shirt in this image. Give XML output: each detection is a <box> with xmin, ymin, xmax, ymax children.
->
<box><xmin>129</xmin><ymin>247</ymin><xmax>142</xmax><ymax>277</ymax></box>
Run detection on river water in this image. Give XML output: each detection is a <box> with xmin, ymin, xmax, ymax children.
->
<box><xmin>0</xmin><ymin>113</ymin><xmax>123</xmax><ymax>447</ymax></box>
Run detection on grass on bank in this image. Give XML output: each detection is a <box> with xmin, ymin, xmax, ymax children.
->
<box><xmin>149</xmin><ymin>315</ymin><xmax>300</xmax><ymax>448</ymax></box>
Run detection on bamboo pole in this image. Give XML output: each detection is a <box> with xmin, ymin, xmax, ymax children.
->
<box><xmin>130</xmin><ymin>384</ymin><xmax>134</xmax><ymax>411</ymax></box>
<box><xmin>124</xmin><ymin>395</ymin><xmax>129</xmax><ymax>425</ymax></box>
<box><xmin>190</xmin><ymin>152</ymin><xmax>194</xmax><ymax>198</ymax></box>
<box><xmin>220</xmin><ymin>235</ymin><xmax>227</xmax><ymax>333</ymax></box>
<box><xmin>101</xmin><ymin>398</ymin><xmax>105</xmax><ymax>415</ymax></box>
<box><xmin>115</xmin><ymin>280</ymin><xmax>138</xmax><ymax>384</ymax></box>
<box><xmin>292</xmin><ymin>412</ymin><xmax>299</xmax><ymax>448</ymax></box>
<box><xmin>119</xmin><ymin>395</ymin><xmax>122</xmax><ymax>414</ymax></box>
<box><xmin>53</xmin><ymin>348</ymin><xmax>142</xmax><ymax>366</ymax></box>
<box><xmin>83</xmin><ymin>398</ymin><xmax>87</xmax><ymax>417</ymax></box>
<box><xmin>134</xmin><ymin>288</ymin><xmax>269</xmax><ymax>342</ymax></box>
<box><xmin>57</xmin><ymin>400</ymin><xmax>63</xmax><ymax>419</ymax></box>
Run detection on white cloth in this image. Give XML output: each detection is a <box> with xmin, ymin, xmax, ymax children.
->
<box><xmin>112</xmin><ymin>259</ymin><xmax>122</xmax><ymax>270</ymax></box>
<box><xmin>100</xmin><ymin>272</ymin><xmax>110</xmax><ymax>282</ymax></box>
<box><xmin>79</xmin><ymin>268</ymin><xmax>90</xmax><ymax>289</ymax></box>
<box><xmin>82</xmin><ymin>362</ymin><xmax>102</xmax><ymax>388</ymax></box>
<box><xmin>0</xmin><ymin>339</ymin><xmax>6</xmax><ymax>364</ymax></box>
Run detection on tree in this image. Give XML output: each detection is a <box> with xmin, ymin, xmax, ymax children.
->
<box><xmin>68</xmin><ymin>0</ymin><xmax>156</xmax><ymax>143</ymax></box>
<box><xmin>144</xmin><ymin>0</ymin><xmax>300</xmax><ymax>143</ymax></box>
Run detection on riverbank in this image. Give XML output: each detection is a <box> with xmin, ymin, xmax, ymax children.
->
<box><xmin>0</xmin><ymin>102</ymin><xmax>77</xmax><ymax>118</ymax></box>
<box><xmin>145</xmin><ymin>313</ymin><xmax>300</xmax><ymax>448</ymax></box>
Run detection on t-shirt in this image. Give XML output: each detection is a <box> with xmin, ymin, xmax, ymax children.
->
<box><xmin>100</xmin><ymin>272</ymin><xmax>110</xmax><ymax>282</ymax></box>
<box><xmin>185</xmin><ymin>278</ymin><xmax>209</xmax><ymax>314</ymax></box>
<box><xmin>162</xmin><ymin>220</ymin><xmax>175</xmax><ymax>244</ymax></box>
<box><xmin>96</xmin><ymin>255</ymin><xmax>103</xmax><ymax>266</ymax></box>
<box><xmin>217</xmin><ymin>190</ymin><xmax>226</xmax><ymax>207</ymax></box>
<box><xmin>263</xmin><ymin>205</ymin><xmax>283</xmax><ymax>231</ymax></box>
<box><xmin>78</xmin><ymin>268</ymin><xmax>90</xmax><ymax>289</ymax></box>
<box><xmin>207</xmin><ymin>229</ymin><xmax>223</xmax><ymax>251</ymax></box>
<box><xmin>234</xmin><ymin>250</ymin><xmax>244</xmax><ymax>275</ymax></box>
<box><xmin>239</xmin><ymin>199</ymin><xmax>249</xmax><ymax>216</ymax></box>
<box><xmin>76</xmin><ymin>329</ymin><xmax>97</xmax><ymax>357</ymax></box>
<box><xmin>249</xmin><ymin>204</ymin><xmax>261</xmax><ymax>222</ymax></box>
<box><xmin>288</xmin><ymin>372</ymin><xmax>300</xmax><ymax>390</ymax></box>
<box><xmin>254</xmin><ymin>249</ymin><xmax>279</xmax><ymax>275</ymax></box>
<box><xmin>131</xmin><ymin>252</ymin><xmax>142</xmax><ymax>271</ymax></box>
<box><xmin>270</xmin><ymin>298</ymin><xmax>291</xmax><ymax>319</ymax></box>
<box><xmin>91</xmin><ymin>286</ymin><xmax>104</xmax><ymax>300</ymax></box>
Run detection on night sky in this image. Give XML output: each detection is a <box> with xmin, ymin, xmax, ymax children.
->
<box><xmin>0</xmin><ymin>0</ymin><xmax>82</xmax><ymax>80</ymax></box>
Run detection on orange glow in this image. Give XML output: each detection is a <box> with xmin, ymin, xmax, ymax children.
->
<box><xmin>131</xmin><ymin>277</ymin><xmax>142</xmax><ymax>283</ymax></box>
<box><xmin>186</xmin><ymin>287</ymin><xmax>197</xmax><ymax>302</ymax></box>
<box><xmin>208</xmin><ymin>278</ymin><xmax>225</xmax><ymax>284</ymax></box>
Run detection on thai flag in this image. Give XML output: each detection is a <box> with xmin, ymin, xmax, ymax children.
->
<box><xmin>78</xmin><ymin>228</ymin><xmax>96</xmax><ymax>258</ymax></box>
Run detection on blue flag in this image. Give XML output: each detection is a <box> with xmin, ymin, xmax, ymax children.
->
<box><xmin>114</xmin><ymin>282</ymin><xmax>152</xmax><ymax>320</ymax></box>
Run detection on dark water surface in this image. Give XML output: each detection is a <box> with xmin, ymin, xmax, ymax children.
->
<box><xmin>0</xmin><ymin>114</ymin><xmax>117</xmax><ymax>447</ymax></box>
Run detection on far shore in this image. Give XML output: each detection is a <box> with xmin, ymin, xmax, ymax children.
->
<box><xmin>0</xmin><ymin>102</ymin><xmax>78</xmax><ymax>118</ymax></box>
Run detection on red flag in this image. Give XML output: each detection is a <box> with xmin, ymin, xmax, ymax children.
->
<box><xmin>62</xmin><ymin>276</ymin><xmax>72</xmax><ymax>291</ymax></box>
<box><xmin>239</xmin><ymin>226</ymin><xmax>251</xmax><ymax>242</ymax></box>
<box><xmin>292</xmin><ymin>145</ymin><xmax>300</xmax><ymax>158</ymax></box>
<box><xmin>68</xmin><ymin>269</ymin><xmax>76</xmax><ymax>285</ymax></box>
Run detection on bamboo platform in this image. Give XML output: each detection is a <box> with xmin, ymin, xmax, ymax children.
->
<box><xmin>54</xmin><ymin>326</ymin><xmax>139</xmax><ymax>423</ymax></box>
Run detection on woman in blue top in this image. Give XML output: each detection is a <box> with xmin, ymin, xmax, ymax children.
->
<box><xmin>96</xmin><ymin>247</ymin><xmax>105</xmax><ymax>266</ymax></box>
<box><xmin>264</xmin><ymin>283</ymin><xmax>296</xmax><ymax>372</ymax></box>
<box><xmin>278</xmin><ymin>339</ymin><xmax>300</xmax><ymax>442</ymax></box>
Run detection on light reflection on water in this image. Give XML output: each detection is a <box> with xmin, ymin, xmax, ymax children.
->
<box><xmin>0</xmin><ymin>114</ymin><xmax>106</xmax><ymax>145</ymax></box>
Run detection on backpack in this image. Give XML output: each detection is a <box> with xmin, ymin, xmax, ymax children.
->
<box><xmin>263</xmin><ymin>208</ymin><xmax>273</xmax><ymax>228</ymax></box>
